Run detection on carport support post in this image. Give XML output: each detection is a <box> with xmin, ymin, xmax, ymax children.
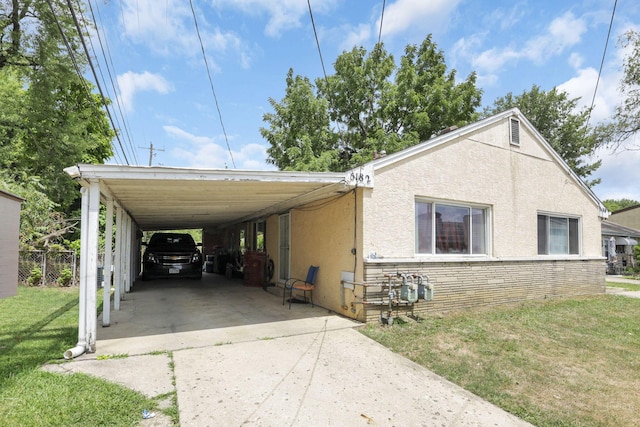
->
<box><xmin>124</xmin><ymin>214</ymin><xmax>132</xmax><ymax>293</ymax></box>
<box><xmin>68</xmin><ymin>182</ymin><xmax>99</xmax><ymax>357</ymax></box>
<box><xmin>114</xmin><ymin>206</ymin><xmax>123</xmax><ymax>310</ymax></box>
<box><xmin>84</xmin><ymin>181</ymin><xmax>100</xmax><ymax>352</ymax></box>
<box><xmin>102</xmin><ymin>199</ymin><xmax>113</xmax><ymax>327</ymax></box>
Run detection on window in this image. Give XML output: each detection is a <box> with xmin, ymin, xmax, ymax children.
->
<box><xmin>415</xmin><ymin>201</ymin><xmax>489</xmax><ymax>255</ymax></box>
<box><xmin>537</xmin><ymin>214</ymin><xmax>580</xmax><ymax>255</ymax></box>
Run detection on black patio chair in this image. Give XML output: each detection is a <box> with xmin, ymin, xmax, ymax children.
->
<box><xmin>283</xmin><ymin>265</ymin><xmax>319</xmax><ymax>309</ymax></box>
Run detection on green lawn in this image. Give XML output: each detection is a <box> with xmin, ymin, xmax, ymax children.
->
<box><xmin>361</xmin><ymin>295</ymin><xmax>640</xmax><ymax>427</ymax></box>
<box><xmin>0</xmin><ymin>286</ymin><xmax>159</xmax><ymax>427</ymax></box>
<box><xmin>607</xmin><ymin>281</ymin><xmax>640</xmax><ymax>291</ymax></box>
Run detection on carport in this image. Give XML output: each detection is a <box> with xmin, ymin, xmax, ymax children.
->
<box><xmin>63</xmin><ymin>164</ymin><xmax>352</xmax><ymax>358</ymax></box>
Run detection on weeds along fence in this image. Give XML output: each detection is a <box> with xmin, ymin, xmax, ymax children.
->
<box><xmin>18</xmin><ymin>251</ymin><xmax>107</xmax><ymax>287</ymax></box>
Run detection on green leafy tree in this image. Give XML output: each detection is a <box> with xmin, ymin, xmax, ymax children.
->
<box><xmin>484</xmin><ymin>85</ymin><xmax>601</xmax><ymax>186</ymax></box>
<box><xmin>1</xmin><ymin>0</ymin><xmax>114</xmax><ymax>211</ymax></box>
<box><xmin>602</xmin><ymin>199</ymin><xmax>640</xmax><ymax>213</ymax></box>
<box><xmin>599</xmin><ymin>30</ymin><xmax>640</xmax><ymax>151</ymax></box>
<box><xmin>262</xmin><ymin>36</ymin><xmax>482</xmax><ymax>171</ymax></box>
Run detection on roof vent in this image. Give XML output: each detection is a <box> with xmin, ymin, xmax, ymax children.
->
<box><xmin>510</xmin><ymin>118</ymin><xmax>520</xmax><ymax>146</ymax></box>
<box><xmin>439</xmin><ymin>125</ymin><xmax>458</xmax><ymax>135</ymax></box>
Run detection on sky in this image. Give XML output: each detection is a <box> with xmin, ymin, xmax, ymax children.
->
<box><xmin>87</xmin><ymin>0</ymin><xmax>640</xmax><ymax>203</ymax></box>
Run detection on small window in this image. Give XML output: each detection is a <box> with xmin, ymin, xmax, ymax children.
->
<box><xmin>510</xmin><ymin>118</ymin><xmax>520</xmax><ymax>146</ymax></box>
<box><xmin>537</xmin><ymin>214</ymin><xmax>580</xmax><ymax>255</ymax></box>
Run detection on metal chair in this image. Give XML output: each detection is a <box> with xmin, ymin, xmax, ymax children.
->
<box><xmin>283</xmin><ymin>265</ymin><xmax>319</xmax><ymax>309</ymax></box>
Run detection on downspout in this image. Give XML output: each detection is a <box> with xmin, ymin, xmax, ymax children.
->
<box><xmin>64</xmin><ymin>186</ymin><xmax>89</xmax><ymax>359</ymax></box>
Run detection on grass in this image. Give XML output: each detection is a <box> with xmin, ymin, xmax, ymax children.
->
<box><xmin>607</xmin><ymin>281</ymin><xmax>640</xmax><ymax>291</ymax></box>
<box><xmin>0</xmin><ymin>286</ymin><xmax>159</xmax><ymax>427</ymax></box>
<box><xmin>361</xmin><ymin>295</ymin><xmax>640</xmax><ymax>427</ymax></box>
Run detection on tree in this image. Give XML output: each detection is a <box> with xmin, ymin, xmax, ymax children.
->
<box><xmin>600</xmin><ymin>30</ymin><xmax>640</xmax><ymax>151</ymax></box>
<box><xmin>602</xmin><ymin>198</ymin><xmax>639</xmax><ymax>213</ymax></box>
<box><xmin>262</xmin><ymin>36</ymin><xmax>482</xmax><ymax>171</ymax></box>
<box><xmin>0</xmin><ymin>0</ymin><xmax>114</xmax><ymax>211</ymax></box>
<box><xmin>484</xmin><ymin>85</ymin><xmax>601</xmax><ymax>186</ymax></box>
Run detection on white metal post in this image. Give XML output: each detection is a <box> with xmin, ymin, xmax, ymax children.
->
<box><xmin>114</xmin><ymin>206</ymin><xmax>123</xmax><ymax>310</ymax></box>
<box><xmin>103</xmin><ymin>199</ymin><xmax>114</xmax><ymax>326</ymax></box>
<box><xmin>85</xmin><ymin>181</ymin><xmax>100</xmax><ymax>352</ymax></box>
<box><xmin>124</xmin><ymin>214</ymin><xmax>131</xmax><ymax>293</ymax></box>
<box><xmin>76</xmin><ymin>187</ymin><xmax>89</xmax><ymax>349</ymax></box>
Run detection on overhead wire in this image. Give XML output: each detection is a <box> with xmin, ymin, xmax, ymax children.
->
<box><xmin>84</xmin><ymin>0</ymin><xmax>139</xmax><ymax>165</ymax></box>
<box><xmin>44</xmin><ymin>0</ymin><xmax>128</xmax><ymax>165</ymax></box>
<box><xmin>587</xmin><ymin>0</ymin><xmax>617</xmax><ymax>127</ymax></box>
<box><xmin>188</xmin><ymin>0</ymin><xmax>236</xmax><ymax>168</ymax></box>
<box><xmin>49</xmin><ymin>0</ymin><xmax>132</xmax><ymax>165</ymax></box>
<box><xmin>378</xmin><ymin>0</ymin><xmax>386</xmax><ymax>45</ymax></box>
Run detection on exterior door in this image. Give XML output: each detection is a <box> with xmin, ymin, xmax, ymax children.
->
<box><xmin>278</xmin><ymin>214</ymin><xmax>290</xmax><ymax>282</ymax></box>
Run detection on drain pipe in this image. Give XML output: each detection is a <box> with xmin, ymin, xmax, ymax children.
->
<box><xmin>64</xmin><ymin>186</ymin><xmax>89</xmax><ymax>360</ymax></box>
<box><xmin>64</xmin><ymin>343</ymin><xmax>87</xmax><ymax>360</ymax></box>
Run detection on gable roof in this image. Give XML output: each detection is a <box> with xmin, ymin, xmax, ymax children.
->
<box><xmin>601</xmin><ymin>220</ymin><xmax>640</xmax><ymax>239</ymax></box>
<box><xmin>611</xmin><ymin>204</ymin><xmax>640</xmax><ymax>215</ymax></box>
<box><xmin>365</xmin><ymin>108</ymin><xmax>609</xmax><ymax>219</ymax></box>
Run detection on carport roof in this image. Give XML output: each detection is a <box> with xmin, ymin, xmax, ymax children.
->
<box><xmin>64</xmin><ymin>164</ymin><xmax>350</xmax><ymax>230</ymax></box>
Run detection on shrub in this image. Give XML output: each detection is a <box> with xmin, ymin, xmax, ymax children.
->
<box><xmin>27</xmin><ymin>268</ymin><xmax>43</xmax><ymax>286</ymax></box>
<box><xmin>58</xmin><ymin>268</ymin><xmax>73</xmax><ymax>287</ymax></box>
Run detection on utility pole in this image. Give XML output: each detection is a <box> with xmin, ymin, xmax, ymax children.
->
<box><xmin>139</xmin><ymin>142</ymin><xmax>164</xmax><ymax>166</ymax></box>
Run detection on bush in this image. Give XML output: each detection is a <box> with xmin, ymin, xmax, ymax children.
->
<box><xmin>27</xmin><ymin>268</ymin><xmax>42</xmax><ymax>286</ymax></box>
<box><xmin>58</xmin><ymin>268</ymin><xmax>73</xmax><ymax>287</ymax></box>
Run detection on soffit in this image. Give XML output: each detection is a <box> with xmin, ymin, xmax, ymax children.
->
<box><xmin>65</xmin><ymin>165</ymin><xmax>349</xmax><ymax>230</ymax></box>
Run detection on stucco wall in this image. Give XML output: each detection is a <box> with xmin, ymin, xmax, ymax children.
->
<box><xmin>362</xmin><ymin>116</ymin><xmax>603</xmax><ymax>260</ymax></box>
<box><xmin>361</xmin><ymin>259</ymin><xmax>605</xmax><ymax>322</ymax></box>
<box><xmin>609</xmin><ymin>206</ymin><xmax>640</xmax><ymax>231</ymax></box>
<box><xmin>266</xmin><ymin>190</ymin><xmax>362</xmax><ymax>317</ymax></box>
<box><xmin>0</xmin><ymin>191</ymin><xmax>23</xmax><ymax>299</ymax></box>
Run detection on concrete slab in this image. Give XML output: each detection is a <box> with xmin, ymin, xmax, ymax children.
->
<box><xmin>49</xmin><ymin>273</ymin><xmax>531</xmax><ymax>426</ymax></box>
<box><xmin>173</xmin><ymin>327</ymin><xmax>532</xmax><ymax>426</ymax></box>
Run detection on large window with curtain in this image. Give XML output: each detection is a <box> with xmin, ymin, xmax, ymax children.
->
<box><xmin>537</xmin><ymin>214</ymin><xmax>580</xmax><ymax>255</ymax></box>
<box><xmin>415</xmin><ymin>200</ymin><xmax>489</xmax><ymax>255</ymax></box>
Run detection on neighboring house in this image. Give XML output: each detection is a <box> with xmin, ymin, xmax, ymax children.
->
<box><xmin>609</xmin><ymin>204</ymin><xmax>640</xmax><ymax>231</ymax></box>
<box><xmin>66</xmin><ymin>108</ymin><xmax>609</xmax><ymax>354</ymax></box>
<box><xmin>0</xmin><ymin>189</ymin><xmax>24</xmax><ymax>299</ymax></box>
<box><xmin>601</xmin><ymin>220</ymin><xmax>640</xmax><ymax>274</ymax></box>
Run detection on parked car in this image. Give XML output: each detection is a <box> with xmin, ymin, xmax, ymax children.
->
<box><xmin>142</xmin><ymin>233</ymin><xmax>203</xmax><ymax>280</ymax></box>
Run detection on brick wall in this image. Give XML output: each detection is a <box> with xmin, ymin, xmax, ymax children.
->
<box><xmin>362</xmin><ymin>259</ymin><xmax>606</xmax><ymax>323</ymax></box>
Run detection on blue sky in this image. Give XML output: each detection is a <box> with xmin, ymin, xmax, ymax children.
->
<box><xmin>89</xmin><ymin>0</ymin><xmax>640</xmax><ymax>202</ymax></box>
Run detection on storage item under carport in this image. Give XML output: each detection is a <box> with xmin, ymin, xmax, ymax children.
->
<box><xmin>243</xmin><ymin>251</ymin><xmax>267</xmax><ymax>287</ymax></box>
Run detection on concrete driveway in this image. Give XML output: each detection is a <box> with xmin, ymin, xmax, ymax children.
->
<box><xmin>44</xmin><ymin>273</ymin><xmax>531</xmax><ymax>426</ymax></box>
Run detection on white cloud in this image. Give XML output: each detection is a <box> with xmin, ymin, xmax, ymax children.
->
<box><xmin>592</xmin><ymin>146</ymin><xmax>640</xmax><ymax>201</ymax></box>
<box><xmin>117</xmin><ymin>71</ymin><xmax>172</xmax><ymax>112</ymax></box>
<box><xmin>378</xmin><ymin>0</ymin><xmax>462</xmax><ymax>38</ymax></box>
<box><xmin>212</xmin><ymin>0</ymin><xmax>339</xmax><ymax>38</ymax></box>
<box><xmin>120</xmin><ymin>0</ymin><xmax>252</xmax><ymax>67</ymax></box>
<box><xmin>557</xmin><ymin>67</ymin><xmax>618</xmax><ymax>123</ymax></box>
<box><xmin>339</xmin><ymin>24</ymin><xmax>371</xmax><ymax>52</ymax></box>
<box><xmin>164</xmin><ymin>126</ymin><xmax>274</xmax><ymax>170</ymax></box>
<box><xmin>469</xmin><ymin>11</ymin><xmax>587</xmax><ymax>73</ymax></box>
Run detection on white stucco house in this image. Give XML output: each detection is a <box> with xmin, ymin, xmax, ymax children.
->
<box><xmin>65</xmin><ymin>108</ymin><xmax>608</xmax><ymax>355</ymax></box>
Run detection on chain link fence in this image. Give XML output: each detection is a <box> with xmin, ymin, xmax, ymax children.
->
<box><xmin>19</xmin><ymin>251</ymin><xmax>77</xmax><ymax>286</ymax></box>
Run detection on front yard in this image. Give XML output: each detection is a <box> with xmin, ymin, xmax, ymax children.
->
<box><xmin>362</xmin><ymin>294</ymin><xmax>640</xmax><ymax>427</ymax></box>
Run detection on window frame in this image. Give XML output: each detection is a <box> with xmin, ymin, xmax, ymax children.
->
<box><xmin>537</xmin><ymin>213</ymin><xmax>581</xmax><ymax>256</ymax></box>
<box><xmin>415</xmin><ymin>199</ymin><xmax>491</xmax><ymax>256</ymax></box>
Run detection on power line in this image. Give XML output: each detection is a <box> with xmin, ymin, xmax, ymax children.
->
<box><xmin>62</xmin><ymin>0</ymin><xmax>129</xmax><ymax>165</ymax></box>
<box><xmin>85</xmin><ymin>0</ymin><xmax>139</xmax><ymax>165</ymax></box>
<box><xmin>188</xmin><ymin>0</ymin><xmax>236</xmax><ymax>168</ymax></box>
<box><xmin>587</xmin><ymin>0</ymin><xmax>617</xmax><ymax>127</ymax></box>
<box><xmin>378</xmin><ymin>0</ymin><xmax>386</xmax><ymax>45</ymax></box>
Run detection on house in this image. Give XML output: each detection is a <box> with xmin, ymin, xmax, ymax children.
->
<box><xmin>601</xmin><ymin>220</ymin><xmax>640</xmax><ymax>274</ymax></box>
<box><xmin>65</xmin><ymin>108</ymin><xmax>608</xmax><ymax>355</ymax></box>
<box><xmin>609</xmin><ymin>204</ymin><xmax>640</xmax><ymax>231</ymax></box>
<box><xmin>0</xmin><ymin>189</ymin><xmax>24</xmax><ymax>299</ymax></box>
